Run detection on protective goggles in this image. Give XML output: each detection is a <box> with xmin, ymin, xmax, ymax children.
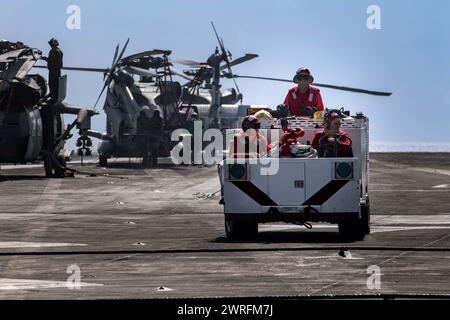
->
<box><xmin>296</xmin><ymin>75</ymin><xmax>311</xmax><ymax>81</ymax></box>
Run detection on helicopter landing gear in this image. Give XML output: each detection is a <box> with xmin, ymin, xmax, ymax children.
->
<box><xmin>43</xmin><ymin>155</ymin><xmax>53</xmax><ymax>178</ymax></box>
<box><xmin>42</xmin><ymin>150</ymin><xmax>71</xmax><ymax>178</ymax></box>
<box><xmin>99</xmin><ymin>155</ymin><xmax>108</xmax><ymax>167</ymax></box>
<box><xmin>141</xmin><ymin>154</ymin><xmax>149</xmax><ymax>166</ymax></box>
<box><xmin>150</xmin><ymin>153</ymin><xmax>158</xmax><ymax>167</ymax></box>
<box><xmin>76</xmin><ymin>135</ymin><xmax>93</xmax><ymax>165</ymax></box>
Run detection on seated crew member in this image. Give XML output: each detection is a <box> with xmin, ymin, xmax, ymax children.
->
<box><xmin>230</xmin><ymin>115</ymin><xmax>270</xmax><ymax>158</ymax></box>
<box><xmin>136</xmin><ymin>109</ymin><xmax>152</xmax><ymax>164</ymax></box>
<box><xmin>283</xmin><ymin>67</ymin><xmax>324</xmax><ymax>117</ymax></box>
<box><xmin>312</xmin><ymin>110</ymin><xmax>353</xmax><ymax>157</ymax></box>
<box><xmin>219</xmin><ymin>116</ymin><xmax>270</xmax><ymax>205</ymax></box>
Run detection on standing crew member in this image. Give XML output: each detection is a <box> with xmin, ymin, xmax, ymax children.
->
<box><xmin>44</xmin><ymin>38</ymin><xmax>63</xmax><ymax>103</ymax></box>
<box><xmin>283</xmin><ymin>67</ymin><xmax>324</xmax><ymax>117</ymax></box>
<box><xmin>147</xmin><ymin>109</ymin><xmax>164</xmax><ymax>167</ymax></box>
<box><xmin>186</xmin><ymin>112</ymin><xmax>201</xmax><ymax>137</ymax></box>
<box><xmin>186</xmin><ymin>113</ymin><xmax>203</xmax><ymax>164</ymax></box>
<box><xmin>40</xmin><ymin>38</ymin><xmax>63</xmax><ymax>176</ymax></box>
<box><xmin>312</xmin><ymin>110</ymin><xmax>353</xmax><ymax>157</ymax></box>
<box><xmin>136</xmin><ymin>109</ymin><xmax>152</xmax><ymax>165</ymax></box>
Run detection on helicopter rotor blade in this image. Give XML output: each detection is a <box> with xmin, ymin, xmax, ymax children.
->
<box><xmin>211</xmin><ymin>21</ymin><xmax>224</xmax><ymax>53</ymax></box>
<box><xmin>111</xmin><ymin>43</ymin><xmax>120</xmax><ymax>69</ymax></box>
<box><xmin>123</xmin><ymin>66</ymin><xmax>159</xmax><ymax>78</ymax></box>
<box><xmin>311</xmin><ymin>82</ymin><xmax>392</xmax><ymax>96</ymax></box>
<box><xmin>168</xmin><ymin>66</ymin><xmax>194</xmax><ymax>81</ymax></box>
<box><xmin>93</xmin><ymin>82</ymin><xmax>109</xmax><ymax>108</ymax></box>
<box><xmin>225</xmin><ymin>74</ymin><xmax>392</xmax><ymax>96</ymax></box>
<box><xmin>174</xmin><ymin>59</ymin><xmax>204</xmax><ymax>67</ymax></box>
<box><xmin>33</xmin><ymin>65</ymin><xmax>108</xmax><ymax>73</ymax></box>
<box><xmin>220</xmin><ymin>53</ymin><xmax>258</xmax><ymax>70</ymax></box>
<box><xmin>92</xmin><ymin>39</ymin><xmax>130</xmax><ymax>109</ymax></box>
<box><xmin>121</xmin><ymin>49</ymin><xmax>172</xmax><ymax>64</ymax></box>
<box><xmin>223</xmin><ymin>74</ymin><xmax>291</xmax><ymax>82</ymax></box>
<box><xmin>223</xmin><ymin>54</ymin><xmax>241</xmax><ymax>93</ymax></box>
<box><xmin>229</xmin><ymin>71</ymin><xmax>240</xmax><ymax>93</ymax></box>
<box><xmin>211</xmin><ymin>21</ymin><xmax>240</xmax><ymax>94</ymax></box>
<box><xmin>115</xmin><ymin>38</ymin><xmax>130</xmax><ymax>65</ymax></box>
<box><xmin>0</xmin><ymin>49</ymin><xmax>29</xmax><ymax>63</ymax></box>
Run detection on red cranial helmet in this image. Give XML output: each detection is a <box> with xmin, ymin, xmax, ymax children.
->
<box><xmin>242</xmin><ymin>115</ymin><xmax>261</xmax><ymax>131</ymax></box>
<box><xmin>293</xmin><ymin>67</ymin><xmax>314</xmax><ymax>83</ymax></box>
<box><xmin>323</xmin><ymin>109</ymin><xmax>342</xmax><ymax>128</ymax></box>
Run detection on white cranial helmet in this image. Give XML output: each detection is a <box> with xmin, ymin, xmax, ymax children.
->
<box><xmin>254</xmin><ymin>110</ymin><xmax>274</xmax><ymax>129</ymax></box>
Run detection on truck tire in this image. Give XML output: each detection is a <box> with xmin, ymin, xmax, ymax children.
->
<box><xmin>99</xmin><ymin>155</ymin><xmax>108</xmax><ymax>167</ymax></box>
<box><xmin>225</xmin><ymin>216</ymin><xmax>258</xmax><ymax>240</ymax></box>
<box><xmin>338</xmin><ymin>222</ymin><xmax>365</xmax><ymax>241</ymax></box>
<box><xmin>339</xmin><ymin>197</ymin><xmax>370</xmax><ymax>241</ymax></box>
<box><xmin>361</xmin><ymin>197</ymin><xmax>371</xmax><ymax>235</ymax></box>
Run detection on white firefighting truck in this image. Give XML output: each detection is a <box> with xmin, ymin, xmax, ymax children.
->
<box><xmin>219</xmin><ymin>111</ymin><xmax>370</xmax><ymax>241</ymax></box>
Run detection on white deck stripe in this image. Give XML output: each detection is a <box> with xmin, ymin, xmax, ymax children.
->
<box><xmin>0</xmin><ymin>278</ymin><xmax>103</xmax><ymax>291</ymax></box>
<box><xmin>0</xmin><ymin>242</ymin><xmax>86</xmax><ymax>249</ymax></box>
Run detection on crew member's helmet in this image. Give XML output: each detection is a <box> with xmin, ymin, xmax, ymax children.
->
<box><xmin>323</xmin><ymin>109</ymin><xmax>342</xmax><ymax>128</ymax></box>
<box><xmin>241</xmin><ymin>115</ymin><xmax>260</xmax><ymax>132</ymax></box>
<box><xmin>254</xmin><ymin>110</ymin><xmax>274</xmax><ymax>128</ymax></box>
<box><xmin>48</xmin><ymin>38</ymin><xmax>59</xmax><ymax>47</ymax></box>
<box><xmin>190</xmin><ymin>112</ymin><xmax>199</xmax><ymax>120</ymax></box>
<box><xmin>313</xmin><ymin>111</ymin><xmax>323</xmax><ymax>120</ymax></box>
<box><xmin>293</xmin><ymin>67</ymin><xmax>314</xmax><ymax>83</ymax></box>
<box><xmin>276</xmin><ymin>104</ymin><xmax>290</xmax><ymax>118</ymax></box>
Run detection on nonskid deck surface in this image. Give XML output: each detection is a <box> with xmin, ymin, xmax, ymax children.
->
<box><xmin>0</xmin><ymin>153</ymin><xmax>449</xmax><ymax>299</ymax></box>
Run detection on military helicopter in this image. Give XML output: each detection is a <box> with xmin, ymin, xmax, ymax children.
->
<box><xmin>40</xmin><ymin>31</ymin><xmax>261</xmax><ymax>166</ymax></box>
<box><xmin>41</xmin><ymin>39</ymin><xmax>199</xmax><ymax>166</ymax></box>
<box><xmin>173</xmin><ymin>22</ymin><xmax>260</xmax><ymax>131</ymax></box>
<box><xmin>0</xmin><ymin>40</ymin><xmax>97</xmax><ymax>177</ymax></box>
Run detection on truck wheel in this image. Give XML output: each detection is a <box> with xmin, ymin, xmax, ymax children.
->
<box><xmin>361</xmin><ymin>197</ymin><xmax>371</xmax><ymax>235</ymax></box>
<box><xmin>225</xmin><ymin>216</ymin><xmax>258</xmax><ymax>240</ymax></box>
<box><xmin>338</xmin><ymin>222</ymin><xmax>365</xmax><ymax>241</ymax></box>
<box><xmin>99</xmin><ymin>155</ymin><xmax>108</xmax><ymax>167</ymax></box>
<box><xmin>339</xmin><ymin>198</ymin><xmax>370</xmax><ymax>240</ymax></box>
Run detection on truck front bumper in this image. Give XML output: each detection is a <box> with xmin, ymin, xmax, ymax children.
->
<box><xmin>226</xmin><ymin>208</ymin><xmax>361</xmax><ymax>224</ymax></box>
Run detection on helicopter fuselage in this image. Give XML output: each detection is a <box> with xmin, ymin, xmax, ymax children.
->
<box><xmin>0</xmin><ymin>103</ymin><xmax>65</xmax><ymax>164</ymax></box>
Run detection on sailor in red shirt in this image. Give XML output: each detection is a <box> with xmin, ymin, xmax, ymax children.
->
<box><xmin>283</xmin><ymin>68</ymin><xmax>324</xmax><ymax>117</ymax></box>
<box><xmin>312</xmin><ymin>110</ymin><xmax>353</xmax><ymax>157</ymax></box>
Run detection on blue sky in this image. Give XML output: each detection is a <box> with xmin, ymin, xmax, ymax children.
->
<box><xmin>2</xmin><ymin>0</ymin><xmax>449</xmax><ymax>146</ymax></box>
